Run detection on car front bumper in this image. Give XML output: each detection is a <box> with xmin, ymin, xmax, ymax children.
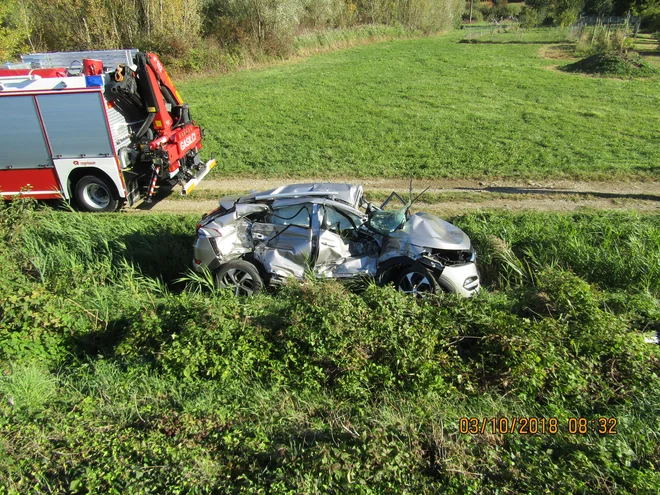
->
<box><xmin>436</xmin><ymin>263</ymin><xmax>480</xmax><ymax>297</ymax></box>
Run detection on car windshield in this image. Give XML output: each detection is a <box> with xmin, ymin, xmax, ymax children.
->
<box><xmin>366</xmin><ymin>190</ymin><xmax>409</xmax><ymax>235</ymax></box>
<box><xmin>368</xmin><ymin>208</ymin><xmax>407</xmax><ymax>234</ymax></box>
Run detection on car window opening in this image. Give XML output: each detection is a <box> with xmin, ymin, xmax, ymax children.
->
<box><xmin>266</xmin><ymin>205</ymin><xmax>311</xmax><ymax>228</ymax></box>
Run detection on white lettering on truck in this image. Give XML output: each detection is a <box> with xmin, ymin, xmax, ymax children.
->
<box><xmin>179</xmin><ymin>133</ymin><xmax>197</xmax><ymax>152</ymax></box>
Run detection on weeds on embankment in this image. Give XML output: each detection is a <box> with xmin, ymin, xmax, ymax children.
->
<box><xmin>0</xmin><ymin>201</ymin><xmax>659</xmax><ymax>493</ymax></box>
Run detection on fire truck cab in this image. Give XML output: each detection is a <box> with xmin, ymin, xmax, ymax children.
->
<box><xmin>0</xmin><ymin>49</ymin><xmax>215</xmax><ymax>212</ymax></box>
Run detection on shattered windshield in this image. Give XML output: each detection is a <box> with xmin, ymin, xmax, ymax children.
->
<box><xmin>368</xmin><ymin>208</ymin><xmax>407</xmax><ymax>235</ymax></box>
<box><xmin>366</xmin><ymin>191</ymin><xmax>409</xmax><ymax>235</ymax></box>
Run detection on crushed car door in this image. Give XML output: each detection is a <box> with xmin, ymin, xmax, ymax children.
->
<box><xmin>251</xmin><ymin>203</ymin><xmax>314</xmax><ymax>279</ymax></box>
<box><xmin>315</xmin><ymin>204</ymin><xmax>379</xmax><ymax>278</ymax></box>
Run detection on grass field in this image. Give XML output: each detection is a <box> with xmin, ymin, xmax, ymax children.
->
<box><xmin>180</xmin><ymin>32</ymin><xmax>660</xmax><ymax>181</ymax></box>
<box><xmin>1</xmin><ymin>201</ymin><xmax>659</xmax><ymax>492</ymax></box>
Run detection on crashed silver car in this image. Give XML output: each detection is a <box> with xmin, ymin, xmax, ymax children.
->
<box><xmin>192</xmin><ymin>183</ymin><xmax>480</xmax><ymax>297</ymax></box>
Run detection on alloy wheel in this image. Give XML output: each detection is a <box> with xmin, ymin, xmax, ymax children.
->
<box><xmin>220</xmin><ymin>268</ymin><xmax>257</xmax><ymax>296</ymax></box>
<box><xmin>397</xmin><ymin>271</ymin><xmax>433</xmax><ymax>295</ymax></box>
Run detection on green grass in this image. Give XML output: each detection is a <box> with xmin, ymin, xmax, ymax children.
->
<box><xmin>180</xmin><ymin>31</ymin><xmax>660</xmax><ymax>181</ymax></box>
<box><xmin>1</xmin><ymin>201</ymin><xmax>659</xmax><ymax>492</ymax></box>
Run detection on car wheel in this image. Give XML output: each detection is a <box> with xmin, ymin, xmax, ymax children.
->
<box><xmin>394</xmin><ymin>266</ymin><xmax>436</xmax><ymax>295</ymax></box>
<box><xmin>74</xmin><ymin>175</ymin><xmax>120</xmax><ymax>212</ymax></box>
<box><xmin>215</xmin><ymin>260</ymin><xmax>263</xmax><ymax>296</ymax></box>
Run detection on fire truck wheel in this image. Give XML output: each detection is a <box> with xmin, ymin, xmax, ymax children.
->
<box><xmin>75</xmin><ymin>175</ymin><xmax>120</xmax><ymax>212</ymax></box>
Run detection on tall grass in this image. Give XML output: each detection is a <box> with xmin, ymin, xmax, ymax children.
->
<box><xmin>3</xmin><ymin>0</ymin><xmax>463</xmax><ymax>73</ymax></box>
<box><xmin>455</xmin><ymin>211</ymin><xmax>660</xmax><ymax>294</ymax></box>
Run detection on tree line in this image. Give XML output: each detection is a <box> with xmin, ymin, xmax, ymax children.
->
<box><xmin>522</xmin><ymin>0</ymin><xmax>660</xmax><ymax>28</ymax></box>
<box><xmin>0</xmin><ymin>0</ymin><xmax>464</xmax><ymax>63</ymax></box>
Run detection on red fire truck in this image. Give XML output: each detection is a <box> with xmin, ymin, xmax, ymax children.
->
<box><xmin>0</xmin><ymin>50</ymin><xmax>215</xmax><ymax>212</ymax></box>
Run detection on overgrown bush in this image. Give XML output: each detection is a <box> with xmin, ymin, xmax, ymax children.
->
<box><xmin>463</xmin><ymin>7</ymin><xmax>484</xmax><ymax>22</ymax></box>
<box><xmin>574</xmin><ymin>25</ymin><xmax>634</xmax><ymax>55</ymax></box>
<box><xmin>477</xmin><ymin>1</ymin><xmax>493</xmax><ymax>19</ymax></box>
<box><xmin>563</xmin><ymin>51</ymin><xmax>660</xmax><ymax>77</ymax></box>
<box><xmin>1</xmin><ymin>202</ymin><xmax>659</xmax><ymax>492</ymax></box>
<box><xmin>507</xmin><ymin>3</ymin><xmax>523</xmax><ymax>16</ymax></box>
<box><xmin>20</xmin><ymin>0</ymin><xmax>202</xmax><ymax>58</ymax></box>
<box><xmin>520</xmin><ymin>5</ymin><xmax>542</xmax><ymax>27</ymax></box>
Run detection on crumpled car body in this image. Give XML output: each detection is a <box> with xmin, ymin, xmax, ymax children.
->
<box><xmin>193</xmin><ymin>183</ymin><xmax>480</xmax><ymax>297</ymax></box>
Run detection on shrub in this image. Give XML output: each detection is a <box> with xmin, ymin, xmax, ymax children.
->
<box><xmin>201</xmin><ymin>0</ymin><xmax>464</xmax><ymax>58</ymax></box>
<box><xmin>1</xmin><ymin>203</ymin><xmax>660</xmax><ymax>493</ymax></box>
<box><xmin>519</xmin><ymin>5</ymin><xmax>542</xmax><ymax>27</ymax></box>
<box><xmin>477</xmin><ymin>1</ymin><xmax>493</xmax><ymax>18</ymax></box>
<box><xmin>563</xmin><ymin>51</ymin><xmax>660</xmax><ymax>78</ymax></box>
<box><xmin>0</xmin><ymin>364</ymin><xmax>57</xmax><ymax>416</ymax></box>
<box><xmin>506</xmin><ymin>3</ymin><xmax>523</xmax><ymax>16</ymax></box>
<box><xmin>492</xmin><ymin>6</ymin><xmax>510</xmax><ymax>20</ymax></box>
<box><xmin>463</xmin><ymin>8</ymin><xmax>484</xmax><ymax>22</ymax></box>
<box><xmin>0</xmin><ymin>286</ymin><xmax>75</xmax><ymax>367</ymax></box>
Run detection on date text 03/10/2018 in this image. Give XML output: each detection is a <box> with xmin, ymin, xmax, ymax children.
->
<box><xmin>459</xmin><ymin>417</ymin><xmax>617</xmax><ymax>435</ymax></box>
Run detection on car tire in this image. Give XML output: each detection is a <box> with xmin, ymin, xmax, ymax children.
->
<box><xmin>74</xmin><ymin>175</ymin><xmax>120</xmax><ymax>212</ymax></box>
<box><xmin>394</xmin><ymin>266</ymin><xmax>437</xmax><ymax>295</ymax></box>
<box><xmin>215</xmin><ymin>260</ymin><xmax>263</xmax><ymax>296</ymax></box>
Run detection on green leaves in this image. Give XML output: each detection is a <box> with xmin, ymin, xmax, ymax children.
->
<box><xmin>1</xmin><ymin>204</ymin><xmax>660</xmax><ymax>492</ymax></box>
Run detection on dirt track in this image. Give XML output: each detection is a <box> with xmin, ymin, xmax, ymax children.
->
<box><xmin>129</xmin><ymin>178</ymin><xmax>660</xmax><ymax>216</ymax></box>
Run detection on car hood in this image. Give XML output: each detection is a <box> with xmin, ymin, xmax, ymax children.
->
<box><xmin>390</xmin><ymin>212</ymin><xmax>471</xmax><ymax>250</ymax></box>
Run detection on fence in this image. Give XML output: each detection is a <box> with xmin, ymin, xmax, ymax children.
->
<box><xmin>462</xmin><ymin>24</ymin><xmax>572</xmax><ymax>43</ymax></box>
<box><xmin>571</xmin><ymin>14</ymin><xmax>642</xmax><ymax>47</ymax></box>
<box><xmin>574</xmin><ymin>15</ymin><xmax>641</xmax><ymax>29</ymax></box>
<box><xmin>462</xmin><ymin>14</ymin><xmax>642</xmax><ymax>46</ymax></box>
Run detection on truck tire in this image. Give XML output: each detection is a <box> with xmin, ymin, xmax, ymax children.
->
<box><xmin>215</xmin><ymin>260</ymin><xmax>263</xmax><ymax>296</ymax></box>
<box><xmin>74</xmin><ymin>175</ymin><xmax>120</xmax><ymax>213</ymax></box>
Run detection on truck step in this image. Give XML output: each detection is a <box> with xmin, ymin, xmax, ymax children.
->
<box><xmin>182</xmin><ymin>158</ymin><xmax>216</xmax><ymax>196</ymax></box>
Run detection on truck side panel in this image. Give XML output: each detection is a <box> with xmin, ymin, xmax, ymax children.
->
<box><xmin>53</xmin><ymin>157</ymin><xmax>126</xmax><ymax>199</ymax></box>
<box><xmin>0</xmin><ymin>95</ymin><xmax>52</xmax><ymax>169</ymax></box>
<box><xmin>36</xmin><ymin>92</ymin><xmax>114</xmax><ymax>159</ymax></box>
<box><xmin>0</xmin><ymin>168</ymin><xmax>62</xmax><ymax>199</ymax></box>
<box><xmin>0</xmin><ymin>89</ymin><xmax>127</xmax><ymax>201</ymax></box>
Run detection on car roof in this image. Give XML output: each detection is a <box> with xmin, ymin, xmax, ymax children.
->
<box><xmin>223</xmin><ymin>183</ymin><xmax>363</xmax><ymax>209</ymax></box>
<box><xmin>269</xmin><ymin>197</ymin><xmax>364</xmax><ymax>216</ymax></box>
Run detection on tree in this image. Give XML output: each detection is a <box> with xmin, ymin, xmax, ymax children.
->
<box><xmin>0</xmin><ymin>0</ymin><xmax>29</xmax><ymax>60</ymax></box>
<box><xmin>525</xmin><ymin>0</ymin><xmax>585</xmax><ymax>25</ymax></box>
<box><xmin>584</xmin><ymin>0</ymin><xmax>614</xmax><ymax>14</ymax></box>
